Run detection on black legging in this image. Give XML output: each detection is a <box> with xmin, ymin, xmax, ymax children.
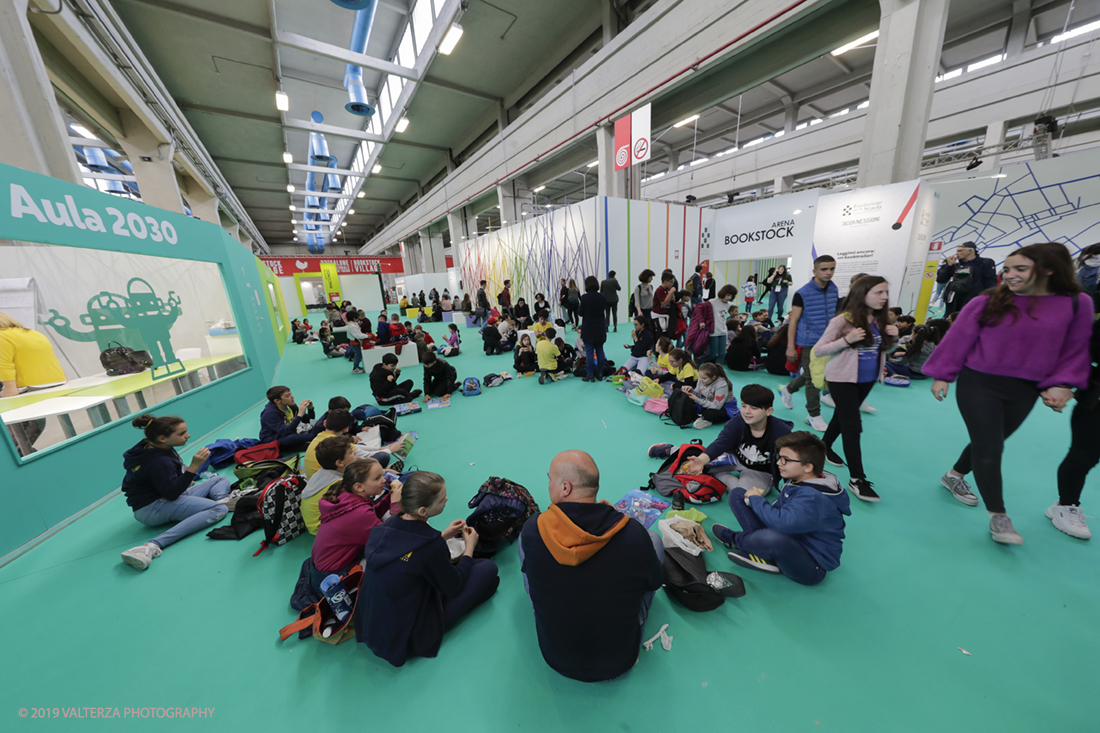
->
<box><xmin>1056</xmin><ymin>398</ymin><xmax>1100</xmax><ymax>507</ymax></box>
<box><xmin>699</xmin><ymin>407</ymin><xmax>731</xmax><ymax>424</ymax></box>
<box><xmin>376</xmin><ymin>379</ymin><xmax>417</xmax><ymax>405</ymax></box>
<box><xmin>953</xmin><ymin>368</ymin><xmax>1040</xmax><ymax>514</ymax></box>
<box><xmin>604</xmin><ymin>303</ymin><xmax>618</xmax><ymax>329</ymax></box>
<box><xmin>822</xmin><ymin>381</ymin><xmax>875</xmax><ymax>480</ymax></box>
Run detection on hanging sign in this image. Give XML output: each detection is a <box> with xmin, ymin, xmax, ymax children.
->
<box><xmin>613</xmin><ymin>104</ymin><xmax>652</xmax><ymax>170</ymax></box>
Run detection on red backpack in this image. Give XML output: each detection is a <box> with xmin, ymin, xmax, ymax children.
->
<box><xmin>234</xmin><ymin>441</ymin><xmax>281</xmax><ymax>465</ymax></box>
<box><xmin>647</xmin><ymin>441</ymin><xmax>728</xmax><ymax>504</ymax></box>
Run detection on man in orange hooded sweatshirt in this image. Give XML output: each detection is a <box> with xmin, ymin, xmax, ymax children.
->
<box><xmin>518</xmin><ymin>450</ymin><xmax>664</xmax><ymax>682</ymax></box>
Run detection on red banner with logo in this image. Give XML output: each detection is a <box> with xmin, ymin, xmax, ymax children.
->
<box><xmin>614</xmin><ymin>115</ymin><xmax>632</xmax><ymax>171</ymax></box>
<box><xmin>259</xmin><ymin>256</ymin><xmax>403</xmax><ymax>276</ymax></box>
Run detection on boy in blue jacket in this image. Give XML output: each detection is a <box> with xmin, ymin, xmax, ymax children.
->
<box><xmin>259</xmin><ymin>385</ymin><xmax>323</xmax><ymax>451</ymax></box>
<box><xmin>712</xmin><ymin>431</ymin><xmax>850</xmax><ymax>586</ymax></box>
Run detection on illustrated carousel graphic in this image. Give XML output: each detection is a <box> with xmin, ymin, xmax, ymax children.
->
<box><xmin>44</xmin><ymin>278</ymin><xmax>186</xmax><ymax>379</ymax></box>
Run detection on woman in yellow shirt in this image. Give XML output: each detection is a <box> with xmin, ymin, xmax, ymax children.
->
<box><xmin>0</xmin><ymin>313</ymin><xmax>65</xmax><ymax>398</ymax></box>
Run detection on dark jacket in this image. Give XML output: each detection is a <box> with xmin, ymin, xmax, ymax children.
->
<box><xmin>120</xmin><ymin>441</ymin><xmax>195</xmax><ymax>511</ymax></box>
<box><xmin>532</xmin><ymin>299</ymin><xmax>551</xmax><ymax>319</ymax></box>
<box><xmin>578</xmin><ymin>291</ymin><xmax>608</xmax><ymax>346</ymax></box>
<box><xmin>376</xmin><ymin>319</ymin><xmax>391</xmax><ymax>344</ymax></box>
<box><xmin>514</xmin><ymin>345</ymin><xmax>537</xmax><ymax>372</ymax></box>
<box><xmin>357</xmin><ymin>517</ymin><xmax>478</xmax><ymax>666</ymax></box>
<box><xmin>747</xmin><ymin>472</ymin><xmax>850</xmax><ymax>570</ymax></box>
<box><xmin>423</xmin><ymin>359</ymin><xmax>458</xmax><ymax>395</ymax></box>
<box><xmin>599</xmin><ymin>277</ymin><xmax>620</xmax><ymax>304</ymax></box>
<box><xmin>476</xmin><ymin>288</ymin><xmax>490</xmax><ymax>311</ymax></box>
<box><xmin>629</xmin><ymin>327</ymin><xmax>654</xmax><ymax>358</ymax></box>
<box><xmin>936</xmin><ymin>256</ymin><xmax>998</xmax><ymax>313</ymax></box>
<box><xmin>259</xmin><ymin>401</ymin><xmax>303</xmax><ymax>443</ymax></box>
<box><xmin>519</xmin><ymin>503</ymin><xmax>663</xmax><ymax>682</ymax></box>
<box><xmin>703</xmin><ymin>414</ymin><xmax>794</xmax><ymax>489</ymax></box>
<box><xmin>369</xmin><ymin>364</ymin><xmax>400</xmax><ymax>398</ymax></box>
<box><xmin>725</xmin><ymin>335</ymin><xmax>761</xmax><ymax>371</ymax></box>
<box><xmin>512</xmin><ymin>302</ymin><xmax>531</xmax><ymax>323</ymax></box>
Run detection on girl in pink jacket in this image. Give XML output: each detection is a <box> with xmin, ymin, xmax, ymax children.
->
<box><xmin>812</xmin><ymin>276</ymin><xmax>898</xmax><ymax>503</ymax></box>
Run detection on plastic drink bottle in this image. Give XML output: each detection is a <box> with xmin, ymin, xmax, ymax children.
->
<box><xmin>320</xmin><ymin>574</ymin><xmax>352</xmax><ymax>622</ymax></box>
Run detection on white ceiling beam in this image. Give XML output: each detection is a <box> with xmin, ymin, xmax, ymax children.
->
<box><xmin>288</xmin><ymin>163</ymin><xmax>366</xmax><ymax>177</ymax></box>
<box><xmin>275</xmin><ymin>30</ymin><xmax>420</xmax><ymax>81</ymax></box>
<box><xmin>284</xmin><ymin>117</ymin><xmax>385</xmax><ymax>143</ymax></box>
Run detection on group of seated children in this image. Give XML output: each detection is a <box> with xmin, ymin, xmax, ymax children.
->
<box><xmin>370</xmin><ymin>353</ymin><xmax>423</xmax><ymax>405</ymax></box>
<box><xmin>885</xmin><ymin>318</ymin><xmax>948</xmax><ymax>380</ymax></box>
<box><xmin>482</xmin><ymin>315</ymin><xmax>519</xmax><ymax>355</ymax></box>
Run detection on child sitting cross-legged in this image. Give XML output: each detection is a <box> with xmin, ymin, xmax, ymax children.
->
<box><xmin>308</xmin><ymin>458</ymin><xmax>402</xmax><ymax>596</ymax></box>
<box><xmin>712</xmin><ymin>430</ymin><xmax>850</xmax><ymax>586</ymax></box>
<box><xmin>646</xmin><ymin>337</ymin><xmax>673</xmax><ymax>379</ymax></box>
<box><xmin>536</xmin><ymin>327</ymin><xmax>569</xmax><ymax>384</ymax></box>
<box><xmin>439</xmin><ymin>323</ymin><xmax>461</xmax><ymax>356</ymax></box>
<box><xmin>514</xmin><ymin>333</ymin><xmax>537</xmax><ymax>376</ymax></box>
<box><xmin>681</xmin><ymin>362</ymin><xmax>734</xmax><ymax>429</ymax></box>
<box><xmin>659</xmin><ymin>348</ymin><xmax>698</xmax><ymax>389</ymax></box>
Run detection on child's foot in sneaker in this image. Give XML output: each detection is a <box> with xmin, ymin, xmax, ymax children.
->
<box><xmin>711</xmin><ymin>523</ymin><xmax>736</xmax><ymax>549</ymax></box>
<box><xmin>121</xmin><ymin>542</ymin><xmax>162</xmax><ymax>570</ymax></box>
<box><xmin>727</xmin><ymin>550</ymin><xmax>780</xmax><ymax>574</ymax></box>
<box><xmin>351</xmin><ymin>367</ymin><xmax>365</xmax><ymax>374</ymax></box>
<box><xmin>1046</xmin><ymin>503</ymin><xmax>1091</xmax><ymax>539</ymax></box>
<box><xmin>825</xmin><ymin>447</ymin><xmax>845</xmax><ymax>467</ymax></box>
<box><xmin>778</xmin><ymin>385</ymin><xmax>793</xmax><ymax>409</ymax></box>
<box><xmin>848</xmin><ymin>478</ymin><xmax>880</xmax><ymax>502</ymax></box>
<box><xmin>989</xmin><ymin>514</ymin><xmax>1023</xmax><ymax>545</ymax></box>
<box><xmin>941</xmin><ymin>471</ymin><xmax>979</xmax><ymax>506</ymax></box>
<box><xmin>647</xmin><ymin>443</ymin><xmax>674</xmax><ymax>459</ymax></box>
<box><xmin>693</xmin><ymin>418</ymin><xmax>713</xmax><ymax>430</ymax></box>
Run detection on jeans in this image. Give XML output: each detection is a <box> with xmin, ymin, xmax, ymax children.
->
<box><xmin>443</xmin><ymin>558</ymin><xmax>499</xmax><ymax>629</ymax></box>
<box><xmin>822</xmin><ymin>381</ymin><xmax>876</xmax><ymax>480</ymax></box>
<box><xmin>133</xmin><ymin>475</ymin><xmax>232</xmax><ymax>549</ymax></box>
<box><xmin>728</xmin><ymin>487</ymin><xmax>826</xmax><ymax>586</ymax></box>
<box><xmin>953</xmin><ymin>368</ymin><xmax>1040</xmax><ymax>514</ymax></box>
<box><xmin>604</xmin><ymin>303</ymin><xmax>619</xmax><ymax>329</ymax></box>
<box><xmin>767</xmin><ymin>289</ymin><xmax>788</xmax><ymax>321</ymax></box>
<box><xmin>346</xmin><ymin>343</ymin><xmax>363</xmax><ymax>370</ymax></box>
<box><xmin>705</xmin><ymin>335</ymin><xmax>725</xmax><ymax>364</ymax></box>
<box><xmin>585</xmin><ymin>343</ymin><xmax>606</xmax><ymax>378</ymax></box>
<box><xmin>517</xmin><ymin>531</ymin><xmax>664</xmax><ymax>627</ymax></box>
<box><xmin>785</xmin><ymin>347</ymin><xmax>822</xmax><ymax>417</ymax></box>
<box><xmin>884</xmin><ymin>362</ymin><xmax>927</xmax><ymax>379</ymax></box>
<box><xmin>1057</xmin><ymin>399</ymin><xmax>1100</xmax><ymax>506</ymax></box>
<box><xmin>624</xmin><ymin>355</ymin><xmax>649</xmax><ymax>373</ymax></box>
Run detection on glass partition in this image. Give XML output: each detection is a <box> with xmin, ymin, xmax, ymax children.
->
<box><xmin>0</xmin><ymin>242</ymin><xmax>248</xmax><ymax>458</ymax></box>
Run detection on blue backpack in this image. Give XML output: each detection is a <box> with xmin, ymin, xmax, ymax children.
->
<box><xmin>1078</xmin><ymin>264</ymin><xmax>1100</xmax><ymax>295</ymax></box>
<box><xmin>462</xmin><ymin>377</ymin><xmax>481</xmax><ymax>396</ymax></box>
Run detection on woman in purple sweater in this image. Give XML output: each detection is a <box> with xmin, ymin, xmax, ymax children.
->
<box><xmin>924</xmin><ymin>243</ymin><xmax>1094</xmax><ymax>545</ymax></box>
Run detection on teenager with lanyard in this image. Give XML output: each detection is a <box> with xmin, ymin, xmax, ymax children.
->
<box><xmin>924</xmin><ymin>242</ymin><xmax>1093</xmax><ymax>545</ymax></box>
<box><xmin>813</xmin><ymin>276</ymin><xmax>899</xmax><ymax>503</ymax></box>
<box><xmin>764</xmin><ymin>265</ymin><xmax>794</xmax><ymax>321</ymax></box>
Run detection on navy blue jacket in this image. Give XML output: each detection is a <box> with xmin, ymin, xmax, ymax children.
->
<box><xmin>579</xmin><ymin>292</ymin><xmax>608</xmax><ymax>346</ymax></box>
<box><xmin>703</xmin><ymin>415</ymin><xmax>794</xmax><ymax>488</ymax></box>
<box><xmin>629</xmin><ymin>327</ymin><xmax>654</xmax><ymax>358</ymax></box>
<box><xmin>259</xmin><ymin>401</ymin><xmax>302</xmax><ymax>443</ymax></box>
<box><xmin>793</xmin><ymin>279</ymin><xmax>839</xmax><ymax>347</ymax></box>
<box><xmin>357</xmin><ymin>516</ymin><xmax>477</xmax><ymax>667</ymax></box>
<box><xmin>120</xmin><ymin>441</ymin><xmax>195</xmax><ymax>511</ymax></box>
<box><xmin>747</xmin><ymin>472</ymin><xmax>850</xmax><ymax>570</ymax></box>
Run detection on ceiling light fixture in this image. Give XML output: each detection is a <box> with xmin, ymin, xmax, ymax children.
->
<box><xmin>357</xmin><ymin>191</ymin><xmax>365</xmax><ymax>198</ymax></box>
<box><xmin>673</xmin><ymin>115</ymin><xmax>699</xmax><ymax>128</ymax></box>
<box><xmin>533</xmin><ymin>185</ymin><xmax>546</xmax><ymax>192</ymax></box>
<box><xmin>282</xmin><ymin>152</ymin><xmax>293</xmax><ymax>164</ymax></box>
<box><xmin>348</xmin><ymin>209</ymin><xmax>356</xmax><ymax>215</ymax></box>
<box><xmin>395</xmin><ymin>117</ymin><xmax>410</xmax><ymax>133</ymax></box>
<box><xmin>793</xmin><ymin>209</ymin><xmax>802</xmax><ymax>215</ymax></box>
<box><xmin>291</xmin><ymin>218</ymin><xmax>297</xmax><ymax>224</ymax></box>
<box><xmin>286</xmin><ymin>184</ymin><xmax>295</xmax><ymax>193</ymax></box>
<box><xmin>587</xmin><ymin>160</ymin><xmax>599</xmax><ymax>168</ymax></box>
<box><xmin>831</xmin><ymin>30</ymin><xmax>878</xmax><ymax>56</ymax></box>
<box><xmin>289</xmin><ymin>205</ymin><xmax>296</xmax><ymax>211</ymax></box>
<box><xmin>372</xmin><ymin>164</ymin><xmax>382</xmax><ymax>174</ymax></box>
<box><xmin>439</xmin><ymin>22</ymin><xmax>463</xmax><ymax>55</ymax></box>
<box><xmin>275</xmin><ymin>90</ymin><xmax>289</xmax><ymax>112</ymax></box>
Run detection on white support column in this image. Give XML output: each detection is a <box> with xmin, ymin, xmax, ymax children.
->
<box><xmin>181</xmin><ymin>175</ymin><xmax>219</xmax><ymax>224</ymax></box>
<box><xmin>116</xmin><ymin>111</ymin><xmax>186</xmax><ymax>214</ymax></box>
<box><xmin>0</xmin><ymin>0</ymin><xmax>82</xmax><ymax>183</ymax></box>
<box><xmin>774</xmin><ymin>175</ymin><xmax>794</xmax><ymax>194</ymax></box>
<box><xmin>497</xmin><ymin>175</ymin><xmax>530</xmax><ymax>224</ymax></box>
<box><xmin>596</xmin><ymin>124</ymin><xmax>626</xmax><ymax>198</ymax></box>
<box><xmin>401</xmin><ymin>239</ymin><xmax>421</xmax><ymax>276</ymax></box>
<box><xmin>856</xmin><ymin>0</ymin><xmax>949</xmax><ymax>189</ymax></box>
<box><xmin>418</xmin><ymin>228</ymin><xmax>446</xmax><ymax>273</ymax></box>
<box><xmin>1005</xmin><ymin>0</ymin><xmax>1032</xmax><ymax>59</ymax></box>
<box><xmin>784</xmin><ymin>104</ymin><xmax>799</xmax><ymax>133</ymax></box>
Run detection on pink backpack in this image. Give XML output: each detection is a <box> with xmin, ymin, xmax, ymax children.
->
<box><xmin>644</xmin><ymin>398</ymin><xmax>669</xmax><ymax>415</ymax></box>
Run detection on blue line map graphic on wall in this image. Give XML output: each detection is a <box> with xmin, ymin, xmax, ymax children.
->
<box><xmin>932</xmin><ymin>159</ymin><xmax>1100</xmax><ymax>266</ymax></box>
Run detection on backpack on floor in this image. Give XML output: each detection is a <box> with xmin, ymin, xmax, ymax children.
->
<box><xmin>465</xmin><ymin>476</ymin><xmax>541</xmax><ymax>557</ymax></box>
<box><xmin>205</xmin><ymin>438</ymin><xmax>260</xmax><ymax>468</ymax></box>
<box><xmin>254</xmin><ymin>473</ymin><xmax>308</xmax><ymax>555</ymax></box>
<box><xmin>462</xmin><ymin>377</ymin><xmax>481</xmax><ymax>396</ymax></box>
<box><xmin>483</xmin><ymin>373</ymin><xmax>511</xmax><ymax>388</ymax></box>
<box><xmin>233</xmin><ymin>455</ymin><xmax>302</xmax><ymax>482</ymax></box>
<box><xmin>647</xmin><ymin>441</ymin><xmax>728</xmax><ymax>504</ymax></box>
<box><xmin>643</xmin><ymin>397</ymin><xmax>668</xmax><ymax>415</ymax></box>
<box><xmin>279</xmin><ymin>565</ymin><xmax>364</xmax><ymax>645</ymax></box>
<box><xmin>663</xmin><ymin>546</ymin><xmax>745</xmax><ymax>612</ymax></box>
<box><xmin>233</xmin><ymin>440</ymin><xmax>281</xmax><ymax>465</ymax></box>
<box><xmin>361</xmin><ymin>413</ymin><xmax>401</xmax><ymax>443</ymax></box>
<box><xmin>661</xmin><ymin>389</ymin><xmax>698</xmax><ymax>428</ymax></box>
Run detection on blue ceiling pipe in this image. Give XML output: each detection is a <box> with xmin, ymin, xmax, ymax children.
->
<box><xmin>343</xmin><ymin>1</ymin><xmax>379</xmax><ymax>117</ymax></box>
<box><xmin>327</xmin><ymin>0</ymin><xmax>375</xmax><ymax>9</ymax></box>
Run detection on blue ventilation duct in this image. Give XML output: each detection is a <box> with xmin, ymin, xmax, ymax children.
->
<box><xmin>328</xmin><ymin>0</ymin><xmax>375</xmax><ymax>8</ymax></box>
<box><xmin>343</xmin><ymin>2</ymin><xmax>379</xmax><ymax>117</ymax></box>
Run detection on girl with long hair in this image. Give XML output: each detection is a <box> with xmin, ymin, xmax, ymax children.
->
<box><xmin>885</xmin><ymin>319</ymin><xmax>949</xmax><ymax>380</ymax></box>
<box><xmin>813</xmin><ymin>276</ymin><xmax>898</xmax><ymax>502</ymax></box>
<box><xmin>766</xmin><ymin>265</ymin><xmax>794</xmax><ymax>320</ymax></box>
<box><xmin>684</xmin><ymin>362</ymin><xmax>735</xmax><ymax>429</ymax></box>
<box><xmin>924</xmin><ymin>242</ymin><xmax>1094</xmax><ymax>544</ymax></box>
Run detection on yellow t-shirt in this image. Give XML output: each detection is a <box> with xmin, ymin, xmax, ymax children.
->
<box><xmin>532</xmin><ymin>321</ymin><xmax>551</xmax><ymax>335</ymax></box>
<box><xmin>302</xmin><ymin>483</ymin><xmax>340</xmax><ymax>535</ymax></box>
<box><xmin>0</xmin><ymin>328</ymin><xmax>65</xmax><ymax>388</ymax></box>
<box><xmin>670</xmin><ymin>361</ymin><xmax>698</xmax><ymax>382</ymax></box>
<box><xmin>536</xmin><ymin>339</ymin><xmax>561</xmax><ymax>371</ymax></box>
<box><xmin>654</xmin><ymin>352</ymin><xmax>671</xmax><ymax>374</ymax></box>
<box><xmin>303</xmin><ymin>430</ymin><xmax>339</xmax><ymax>479</ymax></box>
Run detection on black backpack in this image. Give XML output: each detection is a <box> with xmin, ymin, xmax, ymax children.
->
<box><xmin>362</xmin><ymin>413</ymin><xmax>401</xmax><ymax>443</ymax></box>
<box><xmin>663</xmin><ymin>546</ymin><xmax>745</xmax><ymax>611</ymax></box>
<box><xmin>661</xmin><ymin>389</ymin><xmax>697</xmax><ymax>428</ymax></box>
<box><xmin>253</xmin><ymin>474</ymin><xmax>308</xmax><ymax>555</ymax></box>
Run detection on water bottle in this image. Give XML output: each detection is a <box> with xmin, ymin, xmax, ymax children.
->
<box><xmin>320</xmin><ymin>574</ymin><xmax>352</xmax><ymax>622</ymax></box>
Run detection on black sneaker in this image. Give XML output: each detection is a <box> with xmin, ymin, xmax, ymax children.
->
<box><xmin>538</xmin><ymin>373</ymin><xmax>547</xmax><ymax>385</ymax></box>
<box><xmin>848</xmin><ymin>478</ymin><xmax>880</xmax><ymax>502</ymax></box>
<box><xmin>825</xmin><ymin>448</ymin><xmax>845</xmax><ymax>467</ymax></box>
<box><xmin>409</xmin><ymin>390</ymin><xmax>423</xmax><ymax>400</ymax></box>
<box><xmin>726</xmin><ymin>550</ymin><xmax>781</xmax><ymax>574</ymax></box>
<box><xmin>711</xmin><ymin>523</ymin><xmax>736</xmax><ymax>549</ymax></box>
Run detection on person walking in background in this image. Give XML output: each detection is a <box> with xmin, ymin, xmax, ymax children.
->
<box><xmin>634</xmin><ymin>270</ymin><xmax>655</xmax><ymax>322</ymax></box>
<box><xmin>704</xmin><ymin>271</ymin><xmax>716</xmax><ymax>300</ymax></box>
<box><xmin>688</xmin><ymin>265</ymin><xmax>705</xmax><ymax>307</ymax></box>
<box><xmin>765</xmin><ymin>265</ymin><xmax>793</xmax><ymax>321</ymax></box>
<box><xmin>924</xmin><ymin>242</ymin><xmax>1093</xmax><ymax>545</ymax></box>
<box><xmin>778</xmin><ymin>256</ymin><xmax>839</xmax><ymax>432</ymax></box>
<box><xmin>743</xmin><ymin>274</ymin><xmax>758</xmax><ymax>312</ymax></box>
<box><xmin>600</xmin><ymin>271</ymin><xmax>622</xmax><ymax>332</ymax></box>
<box><xmin>937</xmin><ymin>242</ymin><xmax>998</xmax><ymax>316</ymax></box>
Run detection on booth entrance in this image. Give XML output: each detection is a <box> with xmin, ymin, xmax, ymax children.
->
<box><xmin>716</xmin><ymin>256</ymin><xmax>792</xmax><ymax>314</ymax></box>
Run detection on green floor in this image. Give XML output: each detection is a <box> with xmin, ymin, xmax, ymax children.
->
<box><xmin>2</xmin><ymin>311</ymin><xmax>1097</xmax><ymax>731</ymax></box>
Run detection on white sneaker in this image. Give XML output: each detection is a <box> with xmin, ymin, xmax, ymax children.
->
<box><xmin>859</xmin><ymin>401</ymin><xmax>878</xmax><ymax>414</ymax></box>
<box><xmin>217</xmin><ymin>489</ymin><xmax>244</xmax><ymax>512</ymax></box>
<box><xmin>121</xmin><ymin>542</ymin><xmax>162</xmax><ymax>570</ymax></box>
<box><xmin>806</xmin><ymin>415</ymin><xmax>828</xmax><ymax>432</ymax></box>
<box><xmin>1046</xmin><ymin>503</ymin><xmax>1092</xmax><ymax>540</ymax></box>
<box><xmin>821</xmin><ymin>393</ymin><xmax>836</xmax><ymax>408</ymax></box>
<box><xmin>778</xmin><ymin>385</ymin><xmax>793</xmax><ymax>409</ymax></box>
<box><xmin>693</xmin><ymin>418</ymin><xmax>713</xmax><ymax>430</ymax></box>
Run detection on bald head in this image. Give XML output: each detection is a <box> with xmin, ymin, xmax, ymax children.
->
<box><xmin>548</xmin><ymin>450</ymin><xmax>600</xmax><ymax>504</ymax></box>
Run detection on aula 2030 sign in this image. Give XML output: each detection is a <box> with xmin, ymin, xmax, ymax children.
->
<box><xmin>11</xmin><ymin>184</ymin><xmax>180</xmax><ymax>244</ymax></box>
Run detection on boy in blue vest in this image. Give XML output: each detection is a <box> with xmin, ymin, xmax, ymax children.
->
<box><xmin>778</xmin><ymin>255</ymin><xmax>838</xmax><ymax>432</ymax></box>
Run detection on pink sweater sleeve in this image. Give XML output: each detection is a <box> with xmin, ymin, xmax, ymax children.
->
<box><xmin>920</xmin><ymin>297</ymin><xmax>986</xmax><ymax>383</ymax></box>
